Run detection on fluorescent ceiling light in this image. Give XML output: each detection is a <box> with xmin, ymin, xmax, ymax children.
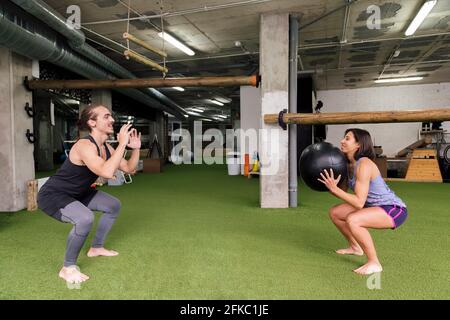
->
<box><xmin>216</xmin><ymin>115</ymin><xmax>228</xmax><ymax>119</ymax></box>
<box><xmin>65</xmin><ymin>98</ymin><xmax>80</xmax><ymax>105</ymax></box>
<box><xmin>375</xmin><ymin>77</ymin><xmax>423</xmax><ymax>84</ymax></box>
<box><xmin>190</xmin><ymin>108</ymin><xmax>204</xmax><ymax>113</ymax></box>
<box><xmin>201</xmin><ymin>118</ymin><xmax>212</xmax><ymax>122</ymax></box>
<box><xmin>158</xmin><ymin>32</ymin><xmax>195</xmax><ymax>56</ymax></box>
<box><xmin>405</xmin><ymin>0</ymin><xmax>437</xmax><ymax>36</ymax></box>
<box><xmin>214</xmin><ymin>97</ymin><xmax>232</xmax><ymax>104</ymax></box>
<box><xmin>209</xmin><ymin>99</ymin><xmax>224</xmax><ymax>106</ymax></box>
<box><xmin>173</xmin><ymin>87</ymin><xmax>185</xmax><ymax>91</ymax></box>
<box><xmin>184</xmin><ymin>114</ymin><xmax>189</xmax><ymax>118</ymax></box>
<box><xmin>187</xmin><ymin>111</ymin><xmax>202</xmax><ymax>116</ymax></box>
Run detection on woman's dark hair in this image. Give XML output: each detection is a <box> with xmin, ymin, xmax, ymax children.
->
<box><xmin>77</xmin><ymin>104</ymin><xmax>101</xmax><ymax>133</ymax></box>
<box><xmin>344</xmin><ymin>128</ymin><xmax>375</xmax><ymax>160</ymax></box>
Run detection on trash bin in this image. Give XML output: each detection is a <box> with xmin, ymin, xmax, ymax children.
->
<box><xmin>226</xmin><ymin>152</ymin><xmax>241</xmax><ymax>175</ymax></box>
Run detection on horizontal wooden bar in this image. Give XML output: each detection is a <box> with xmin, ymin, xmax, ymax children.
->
<box><xmin>124</xmin><ymin>50</ymin><xmax>168</xmax><ymax>73</ymax></box>
<box><xmin>25</xmin><ymin>75</ymin><xmax>259</xmax><ymax>90</ymax></box>
<box><xmin>264</xmin><ymin>109</ymin><xmax>450</xmax><ymax>125</ymax></box>
<box><xmin>123</xmin><ymin>32</ymin><xmax>168</xmax><ymax>58</ymax></box>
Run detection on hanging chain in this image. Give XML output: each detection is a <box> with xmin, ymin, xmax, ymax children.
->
<box><xmin>126</xmin><ymin>0</ymin><xmax>131</xmax><ymax>50</ymax></box>
<box><xmin>160</xmin><ymin>0</ymin><xmax>166</xmax><ymax>78</ymax></box>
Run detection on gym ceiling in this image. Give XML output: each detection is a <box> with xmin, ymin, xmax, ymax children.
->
<box><xmin>41</xmin><ymin>0</ymin><xmax>450</xmax><ymax>114</ymax></box>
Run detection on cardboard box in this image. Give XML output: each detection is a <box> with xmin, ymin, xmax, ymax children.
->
<box><xmin>143</xmin><ymin>158</ymin><xmax>163</xmax><ymax>173</ymax></box>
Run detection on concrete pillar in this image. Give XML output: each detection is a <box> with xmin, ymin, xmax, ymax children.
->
<box><xmin>148</xmin><ymin>120</ymin><xmax>156</xmax><ymax>147</ymax></box>
<box><xmin>157</xmin><ymin>112</ymin><xmax>167</xmax><ymax>159</ymax></box>
<box><xmin>53</xmin><ymin>114</ymin><xmax>65</xmax><ymax>153</ymax></box>
<box><xmin>187</xmin><ymin>119</ymin><xmax>197</xmax><ymax>162</ymax></box>
<box><xmin>78</xmin><ymin>102</ymin><xmax>89</xmax><ymax>138</ymax></box>
<box><xmin>259</xmin><ymin>14</ymin><xmax>289</xmax><ymax>208</ymax></box>
<box><xmin>34</xmin><ymin>96</ymin><xmax>54</xmax><ymax>171</ymax></box>
<box><xmin>148</xmin><ymin>119</ymin><xmax>163</xmax><ymax>158</ymax></box>
<box><xmin>91</xmin><ymin>89</ymin><xmax>112</xmax><ymax>110</ymax></box>
<box><xmin>163</xmin><ymin>113</ymin><xmax>169</xmax><ymax>160</ymax></box>
<box><xmin>150</xmin><ymin>111</ymin><xmax>165</xmax><ymax>159</ymax></box>
<box><xmin>0</xmin><ymin>48</ymin><xmax>34</xmax><ymax>211</ymax></box>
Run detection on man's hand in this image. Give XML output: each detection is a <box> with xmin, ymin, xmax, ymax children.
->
<box><xmin>127</xmin><ymin>128</ymin><xmax>141</xmax><ymax>150</ymax></box>
<box><xmin>117</xmin><ymin>124</ymin><xmax>132</xmax><ymax>147</ymax></box>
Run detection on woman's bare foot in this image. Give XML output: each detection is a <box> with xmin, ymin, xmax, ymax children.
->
<box><xmin>87</xmin><ymin>247</ymin><xmax>119</xmax><ymax>257</ymax></box>
<box><xmin>335</xmin><ymin>246</ymin><xmax>364</xmax><ymax>256</ymax></box>
<box><xmin>59</xmin><ymin>265</ymin><xmax>90</xmax><ymax>284</ymax></box>
<box><xmin>353</xmin><ymin>261</ymin><xmax>383</xmax><ymax>275</ymax></box>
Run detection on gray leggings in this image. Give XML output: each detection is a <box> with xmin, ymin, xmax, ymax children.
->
<box><xmin>59</xmin><ymin>191</ymin><xmax>121</xmax><ymax>267</ymax></box>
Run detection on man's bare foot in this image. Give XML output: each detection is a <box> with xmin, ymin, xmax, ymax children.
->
<box><xmin>87</xmin><ymin>247</ymin><xmax>119</xmax><ymax>257</ymax></box>
<box><xmin>335</xmin><ymin>246</ymin><xmax>364</xmax><ymax>256</ymax></box>
<box><xmin>353</xmin><ymin>262</ymin><xmax>383</xmax><ymax>275</ymax></box>
<box><xmin>59</xmin><ymin>266</ymin><xmax>90</xmax><ymax>284</ymax></box>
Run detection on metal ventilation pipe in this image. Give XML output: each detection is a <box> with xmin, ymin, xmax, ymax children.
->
<box><xmin>6</xmin><ymin>0</ymin><xmax>187</xmax><ymax>119</ymax></box>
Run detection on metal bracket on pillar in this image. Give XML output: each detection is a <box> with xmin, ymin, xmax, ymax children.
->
<box><xmin>24</xmin><ymin>102</ymin><xmax>35</xmax><ymax>117</ymax></box>
<box><xmin>26</xmin><ymin>129</ymin><xmax>35</xmax><ymax>143</ymax></box>
<box><xmin>256</xmin><ymin>75</ymin><xmax>262</xmax><ymax>88</ymax></box>
<box><xmin>278</xmin><ymin>109</ymin><xmax>287</xmax><ymax>130</ymax></box>
<box><xmin>23</xmin><ymin>76</ymin><xmax>32</xmax><ymax>91</ymax></box>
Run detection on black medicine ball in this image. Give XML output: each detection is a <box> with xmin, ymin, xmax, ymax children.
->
<box><xmin>299</xmin><ymin>142</ymin><xmax>348</xmax><ymax>192</ymax></box>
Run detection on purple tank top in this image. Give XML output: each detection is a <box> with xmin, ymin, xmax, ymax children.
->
<box><xmin>348</xmin><ymin>158</ymin><xmax>406</xmax><ymax>208</ymax></box>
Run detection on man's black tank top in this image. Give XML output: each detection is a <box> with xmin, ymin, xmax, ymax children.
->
<box><xmin>37</xmin><ymin>135</ymin><xmax>111</xmax><ymax>219</ymax></box>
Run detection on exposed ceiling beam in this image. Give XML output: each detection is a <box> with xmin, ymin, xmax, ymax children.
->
<box><xmin>299</xmin><ymin>0</ymin><xmax>359</xmax><ymax>31</ymax></box>
<box><xmin>82</xmin><ymin>0</ymin><xmax>273</xmax><ymax>26</ymax></box>
<box><xmin>337</xmin><ymin>1</ymin><xmax>352</xmax><ymax>69</ymax></box>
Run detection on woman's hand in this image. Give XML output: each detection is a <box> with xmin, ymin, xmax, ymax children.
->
<box><xmin>318</xmin><ymin>168</ymin><xmax>341</xmax><ymax>194</ymax></box>
<box><xmin>127</xmin><ymin>128</ymin><xmax>141</xmax><ymax>149</ymax></box>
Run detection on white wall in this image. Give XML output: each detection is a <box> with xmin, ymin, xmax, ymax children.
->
<box><xmin>240</xmin><ymin>86</ymin><xmax>262</xmax><ymax>133</ymax></box>
<box><xmin>239</xmin><ymin>86</ymin><xmax>261</xmax><ymax>172</ymax></box>
<box><xmin>317</xmin><ymin>82</ymin><xmax>450</xmax><ymax>157</ymax></box>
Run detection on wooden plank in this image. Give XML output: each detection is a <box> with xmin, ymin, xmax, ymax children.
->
<box><xmin>385</xmin><ymin>178</ymin><xmax>443</xmax><ymax>183</ymax></box>
<box><xmin>405</xmin><ymin>149</ymin><xmax>443</xmax><ymax>182</ymax></box>
<box><xmin>384</xmin><ymin>178</ymin><xmax>406</xmax><ymax>182</ymax></box>
<box><xmin>406</xmin><ymin>179</ymin><xmax>441</xmax><ymax>181</ymax></box>
<box><xmin>407</xmin><ymin>173</ymin><xmax>441</xmax><ymax>177</ymax></box>
<box><xmin>27</xmin><ymin>180</ymin><xmax>38</xmax><ymax>211</ymax></box>
<box><xmin>411</xmin><ymin>149</ymin><xmax>437</xmax><ymax>157</ymax></box>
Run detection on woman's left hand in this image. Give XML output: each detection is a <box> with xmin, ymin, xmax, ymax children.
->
<box><xmin>127</xmin><ymin>128</ymin><xmax>141</xmax><ymax>149</ymax></box>
<box><xmin>318</xmin><ymin>168</ymin><xmax>341</xmax><ymax>193</ymax></box>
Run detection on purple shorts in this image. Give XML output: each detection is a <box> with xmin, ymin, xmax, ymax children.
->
<box><xmin>379</xmin><ymin>205</ymin><xmax>408</xmax><ymax>229</ymax></box>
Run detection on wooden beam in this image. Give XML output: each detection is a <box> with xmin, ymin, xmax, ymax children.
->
<box><xmin>123</xmin><ymin>32</ymin><xmax>168</xmax><ymax>58</ymax></box>
<box><xmin>25</xmin><ymin>75</ymin><xmax>259</xmax><ymax>90</ymax></box>
<box><xmin>264</xmin><ymin>108</ymin><xmax>450</xmax><ymax>125</ymax></box>
<box><xmin>124</xmin><ymin>50</ymin><xmax>168</xmax><ymax>73</ymax></box>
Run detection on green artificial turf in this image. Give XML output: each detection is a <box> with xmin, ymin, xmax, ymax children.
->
<box><xmin>0</xmin><ymin>164</ymin><xmax>449</xmax><ymax>299</ymax></box>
